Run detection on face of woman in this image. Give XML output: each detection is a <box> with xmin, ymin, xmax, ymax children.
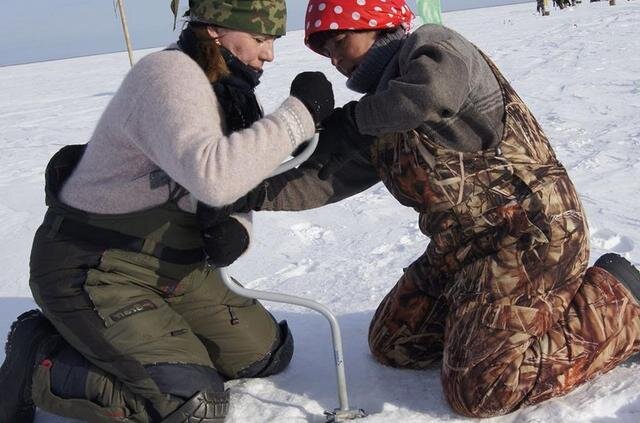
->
<box><xmin>207</xmin><ymin>27</ymin><xmax>276</xmax><ymax>72</ymax></box>
<box><xmin>321</xmin><ymin>31</ymin><xmax>378</xmax><ymax>77</ymax></box>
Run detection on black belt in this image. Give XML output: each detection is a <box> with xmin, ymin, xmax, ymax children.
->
<box><xmin>43</xmin><ymin>212</ymin><xmax>205</xmax><ymax>265</ymax></box>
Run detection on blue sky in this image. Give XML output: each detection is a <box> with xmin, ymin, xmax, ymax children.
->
<box><xmin>0</xmin><ymin>0</ymin><xmax>529</xmax><ymax>66</ymax></box>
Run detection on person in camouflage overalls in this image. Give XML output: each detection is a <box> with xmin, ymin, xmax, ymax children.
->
<box><xmin>0</xmin><ymin>1</ymin><xmax>336</xmax><ymax>422</ymax></box>
<box><xmin>216</xmin><ymin>0</ymin><xmax>640</xmax><ymax>417</ymax></box>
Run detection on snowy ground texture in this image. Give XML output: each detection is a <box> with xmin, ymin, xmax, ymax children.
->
<box><xmin>2</xmin><ymin>1</ymin><xmax>640</xmax><ymax>422</ymax></box>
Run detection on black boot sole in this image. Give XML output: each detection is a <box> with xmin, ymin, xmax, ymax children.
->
<box><xmin>0</xmin><ymin>309</ymin><xmax>56</xmax><ymax>423</ymax></box>
<box><xmin>594</xmin><ymin>253</ymin><xmax>640</xmax><ymax>302</ymax></box>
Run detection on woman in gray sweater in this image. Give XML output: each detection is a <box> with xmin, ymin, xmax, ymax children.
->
<box><xmin>0</xmin><ymin>1</ymin><xmax>334</xmax><ymax>422</ymax></box>
<box><xmin>218</xmin><ymin>0</ymin><xmax>640</xmax><ymax>418</ymax></box>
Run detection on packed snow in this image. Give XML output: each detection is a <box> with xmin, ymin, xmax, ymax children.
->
<box><xmin>2</xmin><ymin>1</ymin><xmax>640</xmax><ymax>422</ymax></box>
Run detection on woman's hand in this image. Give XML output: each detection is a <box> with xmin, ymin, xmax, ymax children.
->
<box><xmin>290</xmin><ymin>72</ymin><xmax>335</xmax><ymax>126</ymax></box>
<box><xmin>201</xmin><ymin>216</ymin><xmax>250</xmax><ymax>268</ymax></box>
<box><xmin>196</xmin><ymin>183</ymin><xmax>270</xmax><ymax>230</ymax></box>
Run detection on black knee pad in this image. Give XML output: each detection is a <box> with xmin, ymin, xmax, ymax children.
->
<box><xmin>162</xmin><ymin>390</ymin><xmax>229</xmax><ymax>423</ymax></box>
<box><xmin>49</xmin><ymin>353</ymin><xmax>226</xmax><ymax>422</ymax></box>
<box><xmin>145</xmin><ymin>363</ymin><xmax>225</xmax><ymax>400</ymax></box>
<box><xmin>237</xmin><ymin>320</ymin><xmax>294</xmax><ymax>378</ymax></box>
<box><xmin>51</xmin><ymin>350</ymin><xmax>226</xmax><ymax>401</ymax></box>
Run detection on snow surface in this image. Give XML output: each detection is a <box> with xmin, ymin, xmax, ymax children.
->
<box><xmin>2</xmin><ymin>1</ymin><xmax>640</xmax><ymax>422</ymax></box>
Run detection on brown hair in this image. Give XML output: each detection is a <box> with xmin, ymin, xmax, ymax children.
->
<box><xmin>179</xmin><ymin>22</ymin><xmax>230</xmax><ymax>82</ymax></box>
<box><xmin>306</xmin><ymin>30</ymin><xmax>343</xmax><ymax>56</ymax></box>
<box><xmin>307</xmin><ymin>28</ymin><xmax>396</xmax><ymax>57</ymax></box>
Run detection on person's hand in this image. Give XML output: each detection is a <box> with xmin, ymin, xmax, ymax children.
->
<box><xmin>291</xmin><ymin>140</ymin><xmax>310</xmax><ymax>157</ymax></box>
<box><xmin>316</xmin><ymin>101</ymin><xmax>376</xmax><ymax>179</ymax></box>
<box><xmin>290</xmin><ymin>72</ymin><xmax>335</xmax><ymax>126</ymax></box>
<box><xmin>201</xmin><ymin>216</ymin><xmax>249</xmax><ymax>268</ymax></box>
<box><xmin>196</xmin><ymin>186</ymin><xmax>267</xmax><ymax>230</ymax></box>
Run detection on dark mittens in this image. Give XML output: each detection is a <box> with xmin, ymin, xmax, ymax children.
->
<box><xmin>200</xmin><ymin>216</ymin><xmax>250</xmax><ymax>268</ymax></box>
<box><xmin>290</xmin><ymin>71</ymin><xmax>335</xmax><ymax>126</ymax></box>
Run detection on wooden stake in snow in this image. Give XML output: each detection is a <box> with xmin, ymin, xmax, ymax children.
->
<box><xmin>115</xmin><ymin>0</ymin><xmax>134</xmax><ymax>67</ymax></box>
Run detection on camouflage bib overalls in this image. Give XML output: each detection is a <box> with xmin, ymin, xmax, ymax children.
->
<box><xmin>368</xmin><ymin>54</ymin><xmax>640</xmax><ymax>417</ymax></box>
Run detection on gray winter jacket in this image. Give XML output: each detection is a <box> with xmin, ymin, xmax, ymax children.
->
<box><xmin>260</xmin><ymin>24</ymin><xmax>505</xmax><ymax>212</ymax></box>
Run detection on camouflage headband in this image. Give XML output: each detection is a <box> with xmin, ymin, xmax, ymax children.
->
<box><xmin>171</xmin><ymin>0</ymin><xmax>287</xmax><ymax>37</ymax></box>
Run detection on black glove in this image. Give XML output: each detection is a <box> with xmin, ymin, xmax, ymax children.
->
<box><xmin>196</xmin><ymin>174</ymin><xmax>293</xmax><ymax>229</ymax></box>
<box><xmin>316</xmin><ymin>101</ymin><xmax>377</xmax><ymax>180</ymax></box>
<box><xmin>290</xmin><ymin>72</ymin><xmax>335</xmax><ymax>126</ymax></box>
<box><xmin>195</xmin><ymin>185</ymin><xmax>267</xmax><ymax>229</ymax></box>
<box><xmin>200</xmin><ymin>216</ymin><xmax>250</xmax><ymax>268</ymax></box>
<box><xmin>291</xmin><ymin>140</ymin><xmax>310</xmax><ymax>157</ymax></box>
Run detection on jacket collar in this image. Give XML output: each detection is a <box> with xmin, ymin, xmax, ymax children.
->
<box><xmin>346</xmin><ymin>28</ymin><xmax>407</xmax><ymax>94</ymax></box>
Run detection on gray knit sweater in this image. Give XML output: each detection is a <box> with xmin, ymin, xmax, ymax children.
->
<box><xmin>60</xmin><ymin>49</ymin><xmax>315</xmax><ymax>215</ymax></box>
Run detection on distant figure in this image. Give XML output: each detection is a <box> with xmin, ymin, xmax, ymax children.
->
<box><xmin>537</xmin><ymin>0</ymin><xmax>551</xmax><ymax>15</ymax></box>
<box><xmin>555</xmin><ymin>0</ymin><xmax>573</xmax><ymax>8</ymax></box>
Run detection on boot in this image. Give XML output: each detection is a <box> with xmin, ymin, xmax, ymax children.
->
<box><xmin>162</xmin><ymin>390</ymin><xmax>230</xmax><ymax>422</ymax></box>
<box><xmin>0</xmin><ymin>309</ymin><xmax>58</xmax><ymax>423</ymax></box>
<box><xmin>594</xmin><ymin>253</ymin><xmax>640</xmax><ymax>301</ymax></box>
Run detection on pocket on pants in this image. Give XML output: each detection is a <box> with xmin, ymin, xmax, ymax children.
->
<box><xmin>83</xmin><ymin>267</ymin><xmax>164</xmax><ymax>328</ymax></box>
<box><xmin>83</xmin><ymin>249</ymin><xmax>175</xmax><ymax>328</ymax></box>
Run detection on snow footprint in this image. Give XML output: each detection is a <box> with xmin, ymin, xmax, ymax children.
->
<box><xmin>290</xmin><ymin>222</ymin><xmax>335</xmax><ymax>245</ymax></box>
<box><xmin>371</xmin><ymin>236</ymin><xmax>417</xmax><ymax>255</ymax></box>
<box><xmin>591</xmin><ymin>228</ymin><xmax>634</xmax><ymax>253</ymax></box>
<box><xmin>274</xmin><ymin>259</ymin><xmax>317</xmax><ymax>280</ymax></box>
<box><xmin>369</xmin><ymin>236</ymin><xmax>417</xmax><ymax>269</ymax></box>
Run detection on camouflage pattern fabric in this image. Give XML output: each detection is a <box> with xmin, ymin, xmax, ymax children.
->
<box><xmin>368</xmin><ymin>52</ymin><xmax>640</xmax><ymax>417</ymax></box>
<box><xmin>174</xmin><ymin>0</ymin><xmax>287</xmax><ymax>36</ymax></box>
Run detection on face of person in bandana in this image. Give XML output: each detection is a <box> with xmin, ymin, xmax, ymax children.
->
<box><xmin>321</xmin><ymin>30</ymin><xmax>378</xmax><ymax>77</ymax></box>
<box><xmin>304</xmin><ymin>0</ymin><xmax>413</xmax><ymax>76</ymax></box>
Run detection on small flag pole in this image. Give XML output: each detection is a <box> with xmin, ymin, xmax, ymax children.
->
<box><xmin>115</xmin><ymin>0</ymin><xmax>135</xmax><ymax>67</ymax></box>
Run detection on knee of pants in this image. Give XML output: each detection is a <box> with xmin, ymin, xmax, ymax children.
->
<box><xmin>367</xmin><ymin>316</ymin><xmax>400</xmax><ymax>366</ymax></box>
<box><xmin>50</xmin><ymin>344</ymin><xmax>226</xmax><ymax>401</ymax></box>
<box><xmin>443</xmin><ymin>362</ymin><xmax>531</xmax><ymax>418</ymax></box>
<box><xmin>235</xmin><ymin>320</ymin><xmax>294</xmax><ymax>379</ymax></box>
<box><xmin>145</xmin><ymin>363</ymin><xmax>225</xmax><ymax>400</ymax></box>
<box><xmin>367</xmin><ymin>310</ymin><xmax>445</xmax><ymax>369</ymax></box>
<box><xmin>50</xmin><ymin>352</ymin><xmax>227</xmax><ymax>419</ymax></box>
<box><xmin>49</xmin><ymin>344</ymin><xmax>92</xmax><ymax>400</ymax></box>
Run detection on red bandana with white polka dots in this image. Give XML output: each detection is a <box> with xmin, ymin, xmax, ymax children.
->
<box><xmin>304</xmin><ymin>0</ymin><xmax>414</xmax><ymax>48</ymax></box>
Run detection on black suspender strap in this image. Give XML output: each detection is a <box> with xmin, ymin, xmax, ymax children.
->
<box><xmin>43</xmin><ymin>212</ymin><xmax>205</xmax><ymax>265</ymax></box>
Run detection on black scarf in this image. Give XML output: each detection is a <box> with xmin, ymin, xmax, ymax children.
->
<box><xmin>213</xmin><ymin>48</ymin><xmax>264</xmax><ymax>131</ymax></box>
<box><xmin>177</xmin><ymin>30</ymin><xmax>264</xmax><ymax>132</ymax></box>
<box><xmin>346</xmin><ymin>28</ymin><xmax>407</xmax><ymax>95</ymax></box>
